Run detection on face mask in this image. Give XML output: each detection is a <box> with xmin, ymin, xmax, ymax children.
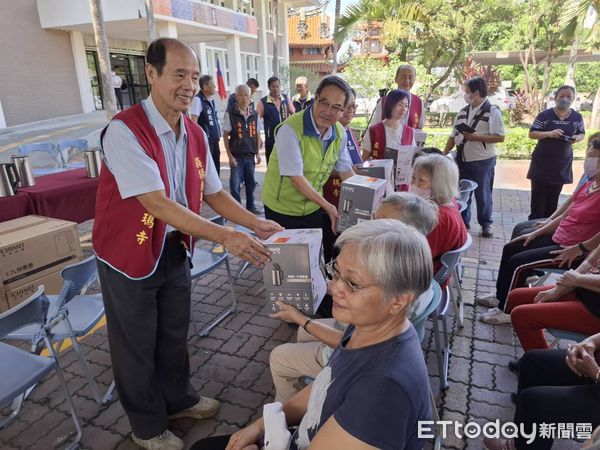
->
<box><xmin>409</xmin><ymin>184</ymin><xmax>431</xmax><ymax>199</ymax></box>
<box><xmin>463</xmin><ymin>93</ymin><xmax>472</xmax><ymax>105</ymax></box>
<box><xmin>556</xmin><ymin>98</ymin><xmax>572</xmax><ymax>109</ymax></box>
<box><xmin>584</xmin><ymin>157</ymin><xmax>599</xmax><ymax>178</ymax></box>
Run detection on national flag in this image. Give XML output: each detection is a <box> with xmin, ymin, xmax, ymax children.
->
<box><xmin>216</xmin><ymin>57</ymin><xmax>227</xmax><ymax>101</ymax></box>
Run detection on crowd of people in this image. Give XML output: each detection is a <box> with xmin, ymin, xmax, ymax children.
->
<box><xmin>89</xmin><ymin>36</ymin><xmax>600</xmax><ymax>450</ymax></box>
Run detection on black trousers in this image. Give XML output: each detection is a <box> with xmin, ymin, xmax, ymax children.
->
<box><xmin>97</xmin><ymin>234</ymin><xmax>198</xmax><ymax>439</ymax></box>
<box><xmin>495</xmin><ymin>235</ymin><xmax>561</xmax><ymax>309</ymax></box>
<box><xmin>511</xmin><ymin>219</ymin><xmax>543</xmax><ymax>240</ymax></box>
<box><xmin>529</xmin><ymin>181</ymin><xmax>564</xmax><ymax>220</ymax></box>
<box><xmin>114</xmin><ymin>88</ymin><xmax>124</xmax><ymax>111</ymax></box>
<box><xmin>209</xmin><ymin>139</ymin><xmax>221</xmax><ymax>175</ymax></box>
<box><xmin>515</xmin><ymin>349</ymin><xmax>600</xmax><ymax>450</ymax></box>
<box><xmin>265</xmin><ymin>136</ymin><xmax>275</xmax><ymax>164</ymax></box>
<box><xmin>264</xmin><ymin>206</ymin><xmax>324</xmax><ymax>230</ymax></box>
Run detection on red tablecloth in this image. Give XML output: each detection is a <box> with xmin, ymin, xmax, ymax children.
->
<box><xmin>19</xmin><ymin>169</ymin><xmax>99</xmax><ymax>223</ymax></box>
<box><xmin>0</xmin><ymin>191</ymin><xmax>34</xmax><ymax>222</ymax></box>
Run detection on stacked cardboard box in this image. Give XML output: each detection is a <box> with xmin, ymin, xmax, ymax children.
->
<box><xmin>337</xmin><ymin>175</ymin><xmax>387</xmax><ymax>233</ymax></box>
<box><xmin>263</xmin><ymin>229</ymin><xmax>326</xmax><ymax>316</ymax></box>
<box><xmin>356</xmin><ymin>159</ymin><xmax>395</xmax><ymax>195</ymax></box>
<box><xmin>385</xmin><ymin>145</ymin><xmax>418</xmax><ymax>186</ymax></box>
<box><xmin>0</xmin><ymin>215</ymin><xmax>83</xmax><ymax>312</ymax></box>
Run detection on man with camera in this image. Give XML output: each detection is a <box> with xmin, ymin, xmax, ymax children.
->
<box><xmin>443</xmin><ymin>76</ymin><xmax>505</xmax><ymax>238</ymax></box>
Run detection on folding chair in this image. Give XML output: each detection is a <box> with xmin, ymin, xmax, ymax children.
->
<box><xmin>190</xmin><ymin>216</ymin><xmax>238</xmax><ymax>337</ymax></box>
<box><xmin>57</xmin><ymin>139</ymin><xmax>89</xmax><ymax>169</ymax></box>
<box><xmin>18</xmin><ymin>142</ymin><xmax>65</xmax><ymax>175</ymax></box>
<box><xmin>5</xmin><ymin>256</ymin><xmax>111</xmax><ymax>405</ymax></box>
<box><xmin>458</xmin><ymin>178</ymin><xmax>478</xmax><ymax>203</ymax></box>
<box><xmin>0</xmin><ymin>287</ymin><xmax>82</xmax><ymax>449</ymax></box>
<box><xmin>410</xmin><ymin>281</ymin><xmax>444</xmax><ymax>450</ymax></box>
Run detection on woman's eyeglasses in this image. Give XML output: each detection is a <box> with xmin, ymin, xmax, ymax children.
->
<box><xmin>325</xmin><ymin>259</ymin><xmax>375</xmax><ymax>293</ymax></box>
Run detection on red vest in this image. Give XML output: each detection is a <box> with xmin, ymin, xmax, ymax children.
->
<box><xmin>93</xmin><ymin>104</ymin><xmax>207</xmax><ymax>279</ymax></box>
<box><xmin>369</xmin><ymin>122</ymin><xmax>414</xmax><ymax>159</ymax></box>
<box><xmin>369</xmin><ymin>122</ymin><xmax>414</xmax><ymax>192</ymax></box>
<box><xmin>323</xmin><ymin>128</ymin><xmax>362</xmax><ymax>205</ymax></box>
<box><xmin>382</xmin><ymin>92</ymin><xmax>423</xmax><ymax>129</ymax></box>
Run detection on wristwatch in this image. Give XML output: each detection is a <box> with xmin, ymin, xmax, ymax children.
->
<box><xmin>578</xmin><ymin>242</ymin><xmax>588</xmax><ymax>255</ymax></box>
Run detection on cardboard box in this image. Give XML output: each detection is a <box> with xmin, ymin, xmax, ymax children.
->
<box><xmin>0</xmin><ymin>215</ymin><xmax>82</xmax><ymax>301</ymax></box>
<box><xmin>337</xmin><ymin>175</ymin><xmax>386</xmax><ymax>233</ymax></box>
<box><xmin>263</xmin><ymin>229</ymin><xmax>326</xmax><ymax>316</ymax></box>
<box><xmin>414</xmin><ymin>130</ymin><xmax>428</xmax><ymax>147</ymax></box>
<box><xmin>385</xmin><ymin>145</ymin><xmax>418</xmax><ymax>186</ymax></box>
<box><xmin>356</xmin><ymin>159</ymin><xmax>395</xmax><ymax>195</ymax></box>
<box><xmin>3</xmin><ymin>270</ymin><xmax>65</xmax><ymax>311</ymax></box>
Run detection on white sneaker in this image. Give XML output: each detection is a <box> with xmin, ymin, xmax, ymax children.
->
<box><xmin>479</xmin><ymin>308</ymin><xmax>511</xmax><ymax>324</ymax></box>
<box><xmin>475</xmin><ymin>295</ymin><xmax>499</xmax><ymax>308</ymax></box>
<box><xmin>168</xmin><ymin>397</ymin><xmax>220</xmax><ymax>420</ymax></box>
<box><xmin>132</xmin><ymin>430</ymin><xmax>184</xmax><ymax>450</ymax></box>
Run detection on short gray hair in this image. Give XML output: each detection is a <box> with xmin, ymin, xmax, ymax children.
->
<box><xmin>379</xmin><ymin>192</ymin><xmax>439</xmax><ymax>235</ymax></box>
<box><xmin>412</xmin><ymin>154</ymin><xmax>459</xmax><ymax>205</ymax></box>
<box><xmin>235</xmin><ymin>84</ymin><xmax>251</xmax><ymax>95</ymax></box>
<box><xmin>335</xmin><ymin>219</ymin><xmax>432</xmax><ymax>303</ymax></box>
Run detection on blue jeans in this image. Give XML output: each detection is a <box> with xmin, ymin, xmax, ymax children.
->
<box><xmin>457</xmin><ymin>156</ymin><xmax>495</xmax><ymax>228</ymax></box>
<box><xmin>229</xmin><ymin>157</ymin><xmax>256</xmax><ymax>210</ymax></box>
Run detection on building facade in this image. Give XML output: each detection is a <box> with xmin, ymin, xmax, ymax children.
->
<box><xmin>288</xmin><ymin>12</ymin><xmax>333</xmax><ymax>77</ymax></box>
<box><xmin>0</xmin><ymin>0</ymin><xmax>315</xmax><ymax>128</ymax></box>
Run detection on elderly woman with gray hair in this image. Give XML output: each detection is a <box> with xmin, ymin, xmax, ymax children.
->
<box><xmin>192</xmin><ymin>219</ymin><xmax>434</xmax><ymax>450</ymax></box>
<box><xmin>268</xmin><ymin>192</ymin><xmax>438</xmax><ymax>404</ymax></box>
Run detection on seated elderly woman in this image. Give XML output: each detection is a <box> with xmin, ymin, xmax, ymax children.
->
<box><xmin>192</xmin><ymin>219</ymin><xmax>433</xmax><ymax>450</ymax></box>
<box><xmin>506</xmin><ymin>240</ymin><xmax>600</xmax><ymax>352</ymax></box>
<box><xmin>484</xmin><ymin>333</ymin><xmax>600</xmax><ymax>450</ymax></box>
<box><xmin>479</xmin><ymin>137</ymin><xmax>600</xmax><ymax>324</ymax></box>
<box><xmin>409</xmin><ymin>154</ymin><xmax>469</xmax><ymax>274</ymax></box>
<box><xmin>268</xmin><ymin>192</ymin><xmax>439</xmax><ymax>403</ymax></box>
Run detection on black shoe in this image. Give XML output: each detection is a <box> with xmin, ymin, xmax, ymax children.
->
<box><xmin>510</xmin><ymin>392</ymin><xmax>517</xmax><ymax>405</ymax></box>
<box><xmin>247</xmin><ymin>207</ymin><xmax>262</xmax><ymax>215</ymax></box>
<box><xmin>482</xmin><ymin>226</ymin><xmax>494</xmax><ymax>238</ymax></box>
<box><xmin>508</xmin><ymin>359</ymin><xmax>521</xmax><ymax>375</ymax></box>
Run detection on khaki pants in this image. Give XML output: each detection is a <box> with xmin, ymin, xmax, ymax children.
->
<box><xmin>269</xmin><ymin>318</ymin><xmax>337</xmax><ymax>403</ymax></box>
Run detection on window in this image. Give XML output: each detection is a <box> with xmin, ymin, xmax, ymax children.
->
<box><xmin>242</xmin><ymin>54</ymin><xmax>260</xmax><ymax>80</ymax></box>
<box><xmin>302</xmin><ymin>48</ymin><xmax>321</xmax><ymax>55</ymax></box>
<box><xmin>205</xmin><ymin>48</ymin><xmax>231</xmax><ymax>89</ymax></box>
<box><xmin>370</xmin><ymin>40</ymin><xmax>380</xmax><ymax>53</ymax></box>
<box><xmin>266</xmin><ymin>1</ymin><xmax>273</xmax><ymax>30</ymax></box>
<box><xmin>240</xmin><ymin>0</ymin><xmax>255</xmax><ymax>16</ymax></box>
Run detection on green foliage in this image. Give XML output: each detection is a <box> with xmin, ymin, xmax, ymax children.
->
<box><xmin>342</xmin><ymin>56</ymin><xmax>389</xmax><ymax>115</ymax></box>
<box><xmin>498</xmin><ymin>63</ymin><xmax>600</xmax><ymax>95</ymax></box>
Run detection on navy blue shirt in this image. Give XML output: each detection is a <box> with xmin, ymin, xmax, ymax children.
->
<box><xmin>527</xmin><ymin>108</ymin><xmax>585</xmax><ymax>184</ymax></box>
<box><xmin>290</xmin><ymin>324</ymin><xmax>431</xmax><ymax>450</ymax></box>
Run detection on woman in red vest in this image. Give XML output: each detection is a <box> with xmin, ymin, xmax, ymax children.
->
<box><xmin>361</xmin><ymin>89</ymin><xmax>416</xmax><ymax>191</ymax></box>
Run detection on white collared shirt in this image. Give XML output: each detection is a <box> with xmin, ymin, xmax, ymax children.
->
<box><xmin>102</xmin><ymin>95</ymin><xmax>222</xmax><ymax>202</ymax></box>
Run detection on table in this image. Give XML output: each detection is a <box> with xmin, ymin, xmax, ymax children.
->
<box><xmin>0</xmin><ymin>191</ymin><xmax>34</xmax><ymax>222</ymax></box>
<box><xmin>19</xmin><ymin>169</ymin><xmax>99</xmax><ymax>223</ymax></box>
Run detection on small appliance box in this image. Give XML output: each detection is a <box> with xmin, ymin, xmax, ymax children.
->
<box><xmin>0</xmin><ymin>215</ymin><xmax>82</xmax><ymax>311</ymax></box>
<box><xmin>263</xmin><ymin>229</ymin><xmax>326</xmax><ymax>316</ymax></box>
<box><xmin>356</xmin><ymin>159</ymin><xmax>395</xmax><ymax>195</ymax></box>
<box><xmin>337</xmin><ymin>175</ymin><xmax>386</xmax><ymax>233</ymax></box>
<box><xmin>385</xmin><ymin>145</ymin><xmax>417</xmax><ymax>185</ymax></box>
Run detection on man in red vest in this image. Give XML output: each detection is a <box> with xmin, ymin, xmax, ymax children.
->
<box><xmin>371</xmin><ymin>64</ymin><xmax>425</xmax><ymax>129</ymax></box>
<box><xmin>93</xmin><ymin>38</ymin><xmax>282</xmax><ymax>450</ymax></box>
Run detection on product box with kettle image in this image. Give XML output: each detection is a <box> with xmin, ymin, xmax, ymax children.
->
<box><xmin>336</xmin><ymin>175</ymin><xmax>387</xmax><ymax>233</ymax></box>
<box><xmin>356</xmin><ymin>159</ymin><xmax>395</xmax><ymax>195</ymax></box>
<box><xmin>263</xmin><ymin>229</ymin><xmax>327</xmax><ymax>316</ymax></box>
<box><xmin>385</xmin><ymin>145</ymin><xmax>418</xmax><ymax>186</ymax></box>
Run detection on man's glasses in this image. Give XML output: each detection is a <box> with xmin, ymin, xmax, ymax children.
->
<box><xmin>316</xmin><ymin>97</ymin><xmax>346</xmax><ymax>114</ymax></box>
<box><xmin>325</xmin><ymin>259</ymin><xmax>375</xmax><ymax>293</ymax></box>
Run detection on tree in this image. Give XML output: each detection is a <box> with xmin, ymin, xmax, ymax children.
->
<box><xmin>89</xmin><ymin>0</ymin><xmax>117</xmax><ymax>119</ymax></box>
<box><xmin>331</xmin><ymin>0</ymin><xmax>341</xmax><ymax>74</ymax></box>
<box><xmin>145</xmin><ymin>0</ymin><xmax>157</xmax><ymax>42</ymax></box>
<box><xmin>342</xmin><ymin>56</ymin><xmax>389</xmax><ymax>118</ymax></box>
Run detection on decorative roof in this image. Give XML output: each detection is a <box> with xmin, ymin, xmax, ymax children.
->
<box><xmin>290</xmin><ymin>60</ymin><xmax>334</xmax><ymax>73</ymax></box>
<box><xmin>288</xmin><ymin>14</ymin><xmax>333</xmax><ymax>47</ymax></box>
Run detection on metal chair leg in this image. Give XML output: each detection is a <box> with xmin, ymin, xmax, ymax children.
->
<box><xmin>103</xmin><ymin>380</ymin><xmax>116</xmax><ymax>404</ymax></box>
<box><xmin>429</xmin><ymin>386</ymin><xmax>443</xmax><ymax>450</ymax></box>
<box><xmin>431</xmin><ymin>311</ymin><xmax>446</xmax><ymax>393</ymax></box>
<box><xmin>44</xmin><ymin>335</ymin><xmax>82</xmax><ymax>450</ymax></box>
<box><xmin>198</xmin><ymin>258</ymin><xmax>238</xmax><ymax>337</ymax></box>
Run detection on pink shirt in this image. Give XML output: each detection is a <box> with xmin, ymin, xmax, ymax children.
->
<box><xmin>553</xmin><ymin>181</ymin><xmax>600</xmax><ymax>246</ymax></box>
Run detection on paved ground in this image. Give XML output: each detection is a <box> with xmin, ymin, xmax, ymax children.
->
<box><xmin>0</xmin><ymin>179</ymin><xmax>581</xmax><ymax>450</ymax></box>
